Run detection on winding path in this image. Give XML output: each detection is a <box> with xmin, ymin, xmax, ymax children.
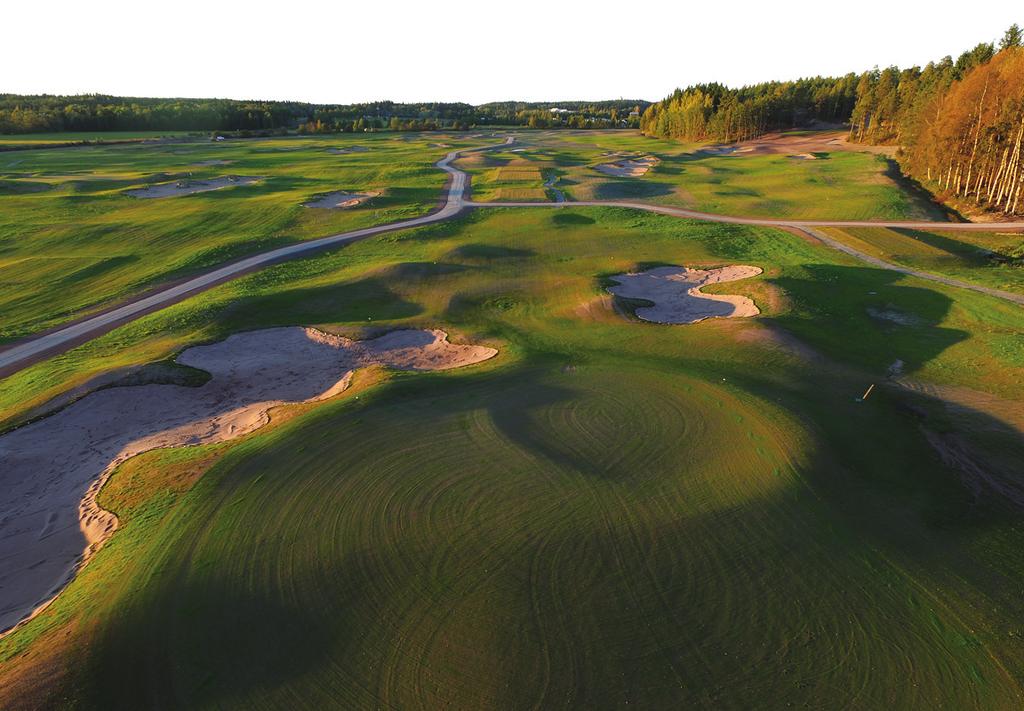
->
<box><xmin>1</xmin><ymin>135</ymin><xmax>1022</xmax><ymax>378</ymax></box>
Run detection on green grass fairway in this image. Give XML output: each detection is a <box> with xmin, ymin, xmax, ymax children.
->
<box><xmin>459</xmin><ymin>130</ymin><xmax>946</xmax><ymax>221</ymax></box>
<box><xmin>0</xmin><ymin>131</ymin><xmax>191</xmax><ymax>146</ymax></box>
<box><xmin>2</xmin><ymin>206</ymin><xmax>1023</xmax><ymax>708</ymax></box>
<box><xmin>822</xmin><ymin>227</ymin><xmax>1024</xmax><ymax>295</ymax></box>
<box><xmin>0</xmin><ymin>133</ymin><xmax>480</xmax><ymax>342</ymax></box>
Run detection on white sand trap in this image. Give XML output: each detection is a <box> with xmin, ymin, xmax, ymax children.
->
<box><xmin>302</xmin><ymin>190</ymin><xmax>379</xmax><ymax>209</ymax></box>
<box><xmin>607</xmin><ymin>265</ymin><xmax>763</xmax><ymax>323</ymax></box>
<box><xmin>595</xmin><ymin>155</ymin><xmax>659</xmax><ymax>178</ymax></box>
<box><xmin>789</xmin><ymin>153</ymin><xmax>818</xmax><ymax>160</ymax></box>
<box><xmin>326</xmin><ymin>146</ymin><xmax>369</xmax><ymax>155</ymax></box>
<box><xmin>0</xmin><ymin>327</ymin><xmax>496</xmax><ymax>635</ymax></box>
<box><xmin>125</xmin><ymin>175</ymin><xmax>260</xmax><ymax>198</ymax></box>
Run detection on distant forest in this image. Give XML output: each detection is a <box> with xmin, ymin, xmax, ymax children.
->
<box><xmin>4</xmin><ymin>25</ymin><xmax>1022</xmax><ymax>215</ymax></box>
<box><xmin>0</xmin><ymin>97</ymin><xmax>647</xmax><ymax>135</ymax></box>
<box><xmin>642</xmin><ymin>23</ymin><xmax>1024</xmax><ymax>215</ymax></box>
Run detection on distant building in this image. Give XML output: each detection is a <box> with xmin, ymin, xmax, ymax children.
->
<box><xmin>549</xmin><ymin>108</ymin><xmax>572</xmax><ymax>115</ymax></box>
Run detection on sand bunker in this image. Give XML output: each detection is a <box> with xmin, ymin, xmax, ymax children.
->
<box><xmin>125</xmin><ymin>175</ymin><xmax>260</xmax><ymax>198</ymax></box>
<box><xmin>0</xmin><ymin>328</ymin><xmax>495</xmax><ymax>635</ymax></box>
<box><xmin>607</xmin><ymin>265</ymin><xmax>763</xmax><ymax>323</ymax></box>
<box><xmin>595</xmin><ymin>156</ymin><xmax>659</xmax><ymax>178</ymax></box>
<box><xmin>302</xmin><ymin>190</ymin><xmax>379</xmax><ymax>209</ymax></box>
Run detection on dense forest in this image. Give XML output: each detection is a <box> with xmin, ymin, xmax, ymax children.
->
<box><xmin>0</xmin><ymin>96</ymin><xmax>648</xmax><ymax>135</ymax></box>
<box><xmin>849</xmin><ymin>25</ymin><xmax>1024</xmax><ymax>215</ymax></box>
<box><xmin>639</xmin><ymin>77</ymin><xmax>859</xmax><ymax>142</ymax></box>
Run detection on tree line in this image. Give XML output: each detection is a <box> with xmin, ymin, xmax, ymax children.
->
<box><xmin>640</xmin><ymin>24</ymin><xmax>1023</xmax><ymax>215</ymax></box>
<box><xmin>639</xmin><ymin>77</ymin><xmax>859</xmax><ymax>142</ymax></box>
<box><xmin>849</xmin><ymin>24</ymin><xmax>1023</xmax><ymax>215</ymax></box>
<box><xmin>0</xmin><ymin>95</ymin><xmax>649</xmax><ymax>135</ymax></box>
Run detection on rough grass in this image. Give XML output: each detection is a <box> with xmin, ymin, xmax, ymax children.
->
<box><xmin>2</xmin><ymin>207</ymin><xmax>1023</xmax><ymax>708</ymax></box>
<box><xmin>0</xmin><ymin>131</ymin><xmax>190</xmax><ymax>145</ymax></box>
<box><xmin>494</xmin><ymin>187</ymin><xmax>548</xmax><ymax>200</ymax></box>
<box><xmin>0</xmin><ymin>133</ymin><xmax>483</xmax><ymax>341</ymax></box>
<box><xmin>465</xmin><ymin>130</ymin><xmax>947</xmax><ymax>222</ymax></box>
<box><xmin>492</xmin><ymin>166</ymin><xmax>543</xmax><ymax>182</ymax></box>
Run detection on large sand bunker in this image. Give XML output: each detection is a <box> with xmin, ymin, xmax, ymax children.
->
<box><xmin>607</xmin><ymin>265</ymin><xmax>763</xmax><ymax>323</ymax></box>
<box><xmin>595</xmin><ymin>156</ymin><xmax>659</xmax><ymax>178</ymax></box>
<box><xmin>125</xmin><ymin>175</ymin><xmax>260</xmax><ymax>198</ymax></box>
<box><xmin>302</xmin><ymin>191</ymin><xmax>379</xmax><ymax>209</ymax></box>
<box><xmin>0</xmin><ymin>328</ymin><xmax>496</xmax><ymax>635</ymax></box>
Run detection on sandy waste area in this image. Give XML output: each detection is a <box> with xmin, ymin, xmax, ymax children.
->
<box><xmin>607</xmin><ymin>265</ymin><xmax>763</xmax><ymax>323</ymax></box>
<box><xmin>302</xmin><ymin>191</ymin><xmax>379</xmax><ymax>209</ymax></box>
<box><xmin>126</xmin><ymin>175</ymin><xmax>260</xmax><ymax>198</ymax></box>
<box><xmin>595</xmin><ymin>156</ymin><xmax>659</xmax><ymax>178</ymax></box>
<box><xmin>699</xmin><ymin>130</ymin><xmax>896</xmax><ymax>158</ymax></box>
<box><xmin>0</xmin><ymin>328</ymin><xmax>496</xmax><ymax>635</ymax></box>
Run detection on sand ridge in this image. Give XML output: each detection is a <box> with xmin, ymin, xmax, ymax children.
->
<box><xmin>125</xmin><ymin>175</ymin><xmax>261</xmax><ymax>198</ymax></box>
<box><xmin>607</xmin><ymin>265</ymin><xmax>763</xmax><ymax>323</ymax></box>
<box><xmin>0</xmin><ymin>327</ymin><xmax>496</xmax><ymax>636</ymax></box>
<box><xmin>698</xmin><ymin>130</ymin><xmax>896</xmax><ymax>158</ymax></box>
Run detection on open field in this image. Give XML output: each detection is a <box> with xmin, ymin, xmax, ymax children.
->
<box><xmin>0</xmin><ymin>133</ymin><xmax>483</xmax><ymax>342</ymax></box>
<box><xmin>2</xmin><ymin>200</ymin><xmax>1023</xmax><ymax>707</ymax></box>
<box><xmin>0</xmin><ymin>131</ymin><xmax>191</xmax><ymax>147</ymax></box>
<box><xmin>456</xmin><ymin>130</ymin><xmax>949</xmax><ymax>222</ymax></box>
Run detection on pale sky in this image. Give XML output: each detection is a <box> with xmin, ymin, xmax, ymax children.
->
<box><xmin>4</xmin><ymin>0</ymin><xmax>1020</xmax><ymax>104</ymax></box>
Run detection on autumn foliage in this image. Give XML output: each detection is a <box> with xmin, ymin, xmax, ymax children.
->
<box><xmin>901</xmin><ymin>48</ymin><xmax>1024</xmax><ymax>215</ymax></box>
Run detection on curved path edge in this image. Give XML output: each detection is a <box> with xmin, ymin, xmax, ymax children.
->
<box><xmin>469</xmin><ymin>201</ymin><xmax>1024</xmax><ymax>305</ymax></box>
<box><xmin>0</xmin><ymin>138</ymin><xmax>513</xmax><ymax>378</ymax></box>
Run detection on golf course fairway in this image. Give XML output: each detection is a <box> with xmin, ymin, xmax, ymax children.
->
<box><xmin>2</xmin><ymin>199</ymin><xmax>1023</xmax><ymax>708</ymax></box>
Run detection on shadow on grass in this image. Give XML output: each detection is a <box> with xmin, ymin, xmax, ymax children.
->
<box><xmin>216</xmin><ymin>275</ymin><xmax>424</xmax><ymax>329</ymax></box>
<box><xmin>46</xmin><ymin>355</ymin><xmax>1024</xmax><ymax>707</ymax></box>
<box><xmin>82</xmin><ymin>557</ymin><xmax>373</xmax><ymax>708</ymax></box>
<box><xmin>881</xmin><ymin>159</ymin><xmax>964</xmax><ymax>222</ymax></box>
<box><xmin>551</xmin><ymin>212</ymin><xmax>595</xmax><ymax>227</ymax></box>
<box><xmin>448</xmin><ymin>244</ymin><xmax>536</xmax><ymax>260</ymax></box>
<box><xmin>767</xmin><ymin>263</ymin><xmax>968</xmax><ymax>375</ymax></box>
<box><xmin>891</xmin><ymin>228</ymin><xmax>1022</xmax><ymax>266</ymax></box>
<box><xmin>593</xmin><ymin>181</ymin><xmax>675</xmax><ymax>200</ymax></box>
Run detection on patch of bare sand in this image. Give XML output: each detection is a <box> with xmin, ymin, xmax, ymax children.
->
<box><xmin>607</xmin><ymin>265</ymin><xmax>762</xmax><ymax>324</ymax></box>
<box><xmin>0</xmin><ymin>328</ymin><xmax>496</xmax><ymax>636</ymax></box>
<box><xmin>595</xmin><ymin>155</ymin><xmax>659</xmax><ymax>178</ymax></box>
<box><xmin>699</xmin><ymin>130</ymin><xmax>896</xmax><ymax>158</ymax></box>
<box><xmin>125</xmin><ymin>175</ymin><xmax>260</xmax><ymax>198</ymax></box>
<box><xmin>302</xmin><ymin>190</ymin><xmax>380</xmax><ymax>209</ymax></box>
